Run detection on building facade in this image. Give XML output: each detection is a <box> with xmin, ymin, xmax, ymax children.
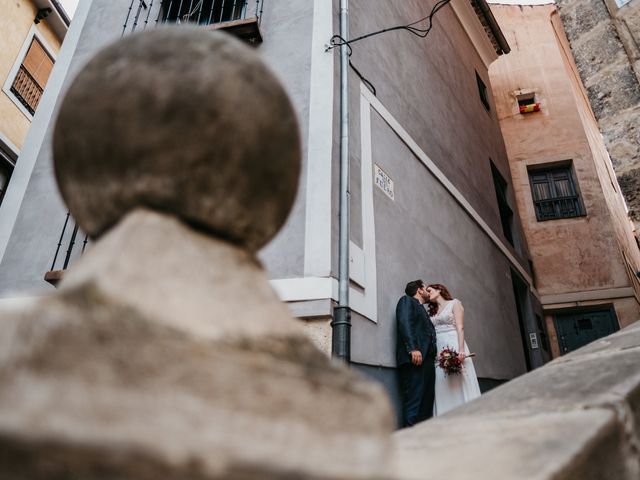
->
<box><xmin>0</xmin><ymin>0</ymin><xmax>547</xmax><ymax>419</ymax></box>
<box><xmin>0</xmin><ymin>0</ymin><xmax>68</xmax><ymax>207</ymax></box>
<box><xmin>488</xmin><ymin>1</ymin><xmax>640</xmax><ymax>358</ymax></box>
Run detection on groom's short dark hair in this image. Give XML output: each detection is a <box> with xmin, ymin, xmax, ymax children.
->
<box><xmin>405</xmin><ymin>280</ymin><xmax>424</xmax><ymax>297</ymax></box>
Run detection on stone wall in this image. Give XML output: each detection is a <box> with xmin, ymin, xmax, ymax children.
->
<box><xmin>555</xmin><ymin>0</ymin><xmax>640</xmax><ymax>223</ymax></box>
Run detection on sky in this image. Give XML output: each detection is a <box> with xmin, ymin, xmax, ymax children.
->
<box><xmin>487</xmin><ymin>0</ymin><xmax>555</xmax><ymax>4</ymax></box>
<box><xmin>59</xmin><ymin>0</ymin><xmax>79</xmax><ymax>18</ymax></box>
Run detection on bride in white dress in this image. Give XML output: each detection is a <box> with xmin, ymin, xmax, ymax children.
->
<box><xmin>425</xmin><ymin>284</ymin><xmax>481</xmax><ymax>416</ymax></box>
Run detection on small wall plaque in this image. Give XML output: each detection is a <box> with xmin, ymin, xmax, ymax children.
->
<box><xmin>529</xmin><ymin>332</ymin><xmax>539</xmax><ymax>350</ymax></box>
<box><xmin>374</xmin><ymin>164</ymin><xmax>394</xmax><ymax>201</ymax></box>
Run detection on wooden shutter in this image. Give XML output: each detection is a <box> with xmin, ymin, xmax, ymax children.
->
<box><xmin>22</xmin><ymin>38</ymin><xmax>54</xmax><ymax>88</ymax></box>
<box><xmin>550</xmin><ymin>170</ymin><xmax>575</xmax><ymax>198</ymax></box>
<box><xmin>530</xmin><ymin>172</ymin><xmax>552</xmax><ymax>201</ymax></box>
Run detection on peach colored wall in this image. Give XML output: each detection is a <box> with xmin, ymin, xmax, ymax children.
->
<box><xmin>0</xmin><ymin>0</ymin><xmax>61</xmax><ymax>150</ymax></box>
<box><xmin>489</xmin><ymin>4</ymin><xmax>640</xmax><ymax>350</ymax></box>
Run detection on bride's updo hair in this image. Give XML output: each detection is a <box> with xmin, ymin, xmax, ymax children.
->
<box><xmin>426</xmin><ymin>283</ymin><xmax>453</xmax><ymax>317</ymax></box>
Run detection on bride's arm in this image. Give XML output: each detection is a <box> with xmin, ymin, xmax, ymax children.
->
<box><xmin>453</xmin><ymin>300</ymin><xmax>466</xmax><ymax>358</ymax></box>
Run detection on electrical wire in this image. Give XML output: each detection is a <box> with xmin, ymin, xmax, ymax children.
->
<box><xmin>327</xmin><ymin>0</ymin><xmax>453</xmax><ymax>96</ymax></box>
<box><xmin>326</xmin><ymin>0</ymin><xmax>452</xmax><ymax>51</ymax></box>
<box><xmin>350</xmin><ymin>60</ymin><xmax>376</xmax><ymax>96</ymax></box>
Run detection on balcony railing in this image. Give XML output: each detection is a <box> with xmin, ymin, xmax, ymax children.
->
<box><xmin>10</xmin><ymin>65</ymin><xmax>43</xmax><ymax>115</ymax></box>
<box><xmin>534</xmin><ymin>196</ymin><xmax>583</xmax><ymax>221</ymax></box>
<box><xmin>122</xmin><ymin>0</ymin><xmax>264</xmax><ymax>43</ymax></box>
<box><xmin>44</xmin><ymin>212</ymin><xmax>89</xmax><ymax>286</ymax></box>
<box><xmin>160</xmin><ymin>0</ymin><xmax>250</xmax><ymax>25</ymax></box>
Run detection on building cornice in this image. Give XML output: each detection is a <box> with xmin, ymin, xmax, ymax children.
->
<box><xmin>450</xmin><ymin>0</ymin><xmax>503</xmax><ymax>68</ymax></box>
<box><xmin>472</xmin><ymin>0</ymin><xmax>511</xmax><ymax>54</ymax></box>
<box><xmin>541</xmin><ymin>287</ymin><xmax>637</xmax><ymax>308</ymax></box>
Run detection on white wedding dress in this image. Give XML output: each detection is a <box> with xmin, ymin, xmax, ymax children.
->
<box><xmin>431</xmin><ymin>299</ymin><xmax>481</xmax><ymax>416</ymax></box>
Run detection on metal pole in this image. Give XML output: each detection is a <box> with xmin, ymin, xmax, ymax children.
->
<box><xmin>331</xmin><ymin>0</ymin><xmax>351</xmax><ymax>362</ymax></box>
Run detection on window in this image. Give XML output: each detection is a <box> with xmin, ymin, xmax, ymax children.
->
<box><xmin>155</xmin><ymin>0</ymin><xmax>263</xmax><ymax>44</ymax></box>
<box><xmin>0</xmin><ymin>146</ymin><xmax>15</xmax><ymax>208</ymax></box>
<box><xmin>9</xmin><ymin>37</ymin><xmax>54</xmax><ymax>116</ymax></box>
<box><xmin>161</xmin><ymin>0</ymin><xmax>247</xmax><ymax>25</ymax></box>
<box><xmin>490</xmin><ymin>162</ymin><xmax>514</xmax><ymax>245</ymax></box>
<box><xmin>476</xmin><ymin>72</ymin><xmax>490</xmax><ymax>111</ymax></box>
<box><xmin>516</xmin><ymin>92</ymin><xmax>540</xmax><ymax>114</ymax></box>
<box><xmin>528</xmin><ymin>164</ymin><xmax>585</xmax><ymax>221</ymax></box>
<box><xmin>0</xmin><ymin>162</ymin><xmax>12</xmax><ymax>207</ymax></box>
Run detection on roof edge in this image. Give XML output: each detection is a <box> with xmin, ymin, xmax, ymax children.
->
<box><xmin>472</xmin><ymin>0</ymin><xmax>511</xmax><ymax>54</ymax></box>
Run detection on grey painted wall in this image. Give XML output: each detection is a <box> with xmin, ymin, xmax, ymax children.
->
<box><xmin>351</xmin><ymin>109</ymin><xmax>527</xmax><ymax>378</ymax></box>
<box><xmin>343</xmin><ymin>0</ymin><xmax>537</xmax><ymax>377</ymax></box>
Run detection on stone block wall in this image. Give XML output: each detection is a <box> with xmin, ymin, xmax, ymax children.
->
<box><xmin>555</xmin><ymin>0</ymin><xmax>640</xmax><ymax>223</ymax></box>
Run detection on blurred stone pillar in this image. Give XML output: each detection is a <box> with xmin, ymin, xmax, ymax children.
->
<box><xmin>0</xmin><ymin>28</ymin><xmax>394</xmax><ymax>479</ymax></box>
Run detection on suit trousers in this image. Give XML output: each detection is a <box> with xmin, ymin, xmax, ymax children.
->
<box><xmin>398</xmin><ymin>358</ymin><xmax>436</xmax><ymax>427</ymax></box>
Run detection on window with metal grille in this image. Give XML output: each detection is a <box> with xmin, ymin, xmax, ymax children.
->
<box><xmin>10</xmin><ymin>37</ymin><xmax>54</xmax><ymax>115</ymax></box>
<box><xmin>528</xmin><ymin>165</ymin><xmax>585</xmax><ymax>221</ymax></box>
<box><xmin>161</xmin><ymin>0</ymin><xmax>248</xmax><ymax>25</ymax></box>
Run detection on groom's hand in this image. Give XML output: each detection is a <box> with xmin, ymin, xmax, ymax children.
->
<box><xmin>410</xmin><ymin>350</ymin><xmax>422</xmax><ymax>366</ymax></box>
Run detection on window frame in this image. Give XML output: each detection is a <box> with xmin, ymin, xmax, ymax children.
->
<box><xmin>2</xmin><ymin>25</ymin><xmax>57</xmax><ymax>120</ymax></box>
<box><xmin>476</xmin><ymin>71</ymin><xmax>491</xmax><ymax>112</ymax></box>
<box><xmin>527</xmin><ymin>162</ymin><xmax>586</xmax><ymax>221</ymax></box>
<box><xmin>0</xmin><ymin>132</ymin><xmax>18</xmax><ymax>208</ymax></box>
<box><xmin>490</xmin><ymin>160</ymin><xmax>515</xmax><ymax>246</ymax></box>
<box><xmin>161</xmin><ymin>0</ymin><xmax>249</xmax><ymax>25</ymax></box>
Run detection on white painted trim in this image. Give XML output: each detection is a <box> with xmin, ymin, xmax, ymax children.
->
<box><xmin>0</xmin><ymin>282</ymin><xmax>336</xmax><ymax>312</ymax></box>
<box><xmin>270</xmin><ymin>277</ymin><xmax>337</xmax><ymax>302</ymax></box>
<box><xmin>286</xmin><ymin>299</ymin><xmax>333</xmax><ymax>319</ymax></box>
<box><xmin>270</xmin><ymin>83</ymin><xmax>379</xmax><ymax>323</ymax></box>
<box><xmin>349</xmin><ymin>92</ymin><xmax>378</xmax><ymax>322</ymax></box>
<box><xmin>0</xmin><ymin>0</ymin><xmax>93</xmax><ymax>265</ymax></box>
<box><xmin>303</xmin><ymin>0</ymin><xmax>334</xmax><ymax>277</ymax></box>
<box><xmin>0</xmin><ymin>295</ymin><xmax>38</xmax><ymax>311</ymax></box>
<box><xmin>360</xmin><ymin>84</ymin><xmax>538</xmax><ymax>296</ymax></box>
<box><xmin>450</xmin><ymin>0</ymin><xmax>499</xmax><ymax>69</ymax></box>
<box><xmin>349</xmin><ymin>241</ymin><xmax>365</xmax><ymax>287</ymax></box>
<box><xmin>541</xmin><ymin>287</ymin><xmax>636</xmax><ymax>306</ymax></box>
<box><xmin>2</xmin><ymin>25</ymin><xmax>59</xmax><ymax>120</ymax></box>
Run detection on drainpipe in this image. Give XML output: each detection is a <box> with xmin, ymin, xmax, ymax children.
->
<box><xmin>331</xmin><ymin>0</ymin><xmax>351</xmax><ymax>362</ymax></box>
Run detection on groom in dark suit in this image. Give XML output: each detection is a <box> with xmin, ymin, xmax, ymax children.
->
<box><xmin>396</xmin><ymin>279</ymin><xmax>437</xmax><ymax>427</ymax></box>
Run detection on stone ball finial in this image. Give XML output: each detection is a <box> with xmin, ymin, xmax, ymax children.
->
<box><xmin>53</xmin><ymin>28</ymin><xmax>300</xmax><ymax>251</ymax></box>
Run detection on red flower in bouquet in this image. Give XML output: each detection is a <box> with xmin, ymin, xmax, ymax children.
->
<box><xmin>437</xmin><ymin>347</ymin><xmax>464</xmax><ymax>376</ymax></box>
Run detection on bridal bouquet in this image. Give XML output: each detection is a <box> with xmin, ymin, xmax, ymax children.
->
<box><xmin>437</xmin><ymin>347</ymin><xmax>466</xmax><ymax>376</ymax></box>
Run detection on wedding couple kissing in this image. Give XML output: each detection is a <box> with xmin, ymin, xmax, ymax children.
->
<box><xmin>396</xmin><ymin>280</ymin><xmax>481</xmax><ymax>427</ymax></box>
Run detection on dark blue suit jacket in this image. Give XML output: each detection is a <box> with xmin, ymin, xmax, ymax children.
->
<box><xmin>396</xmin><ymin>295</ymin><xmax>437</xmax><ymax>366</ymax></box>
